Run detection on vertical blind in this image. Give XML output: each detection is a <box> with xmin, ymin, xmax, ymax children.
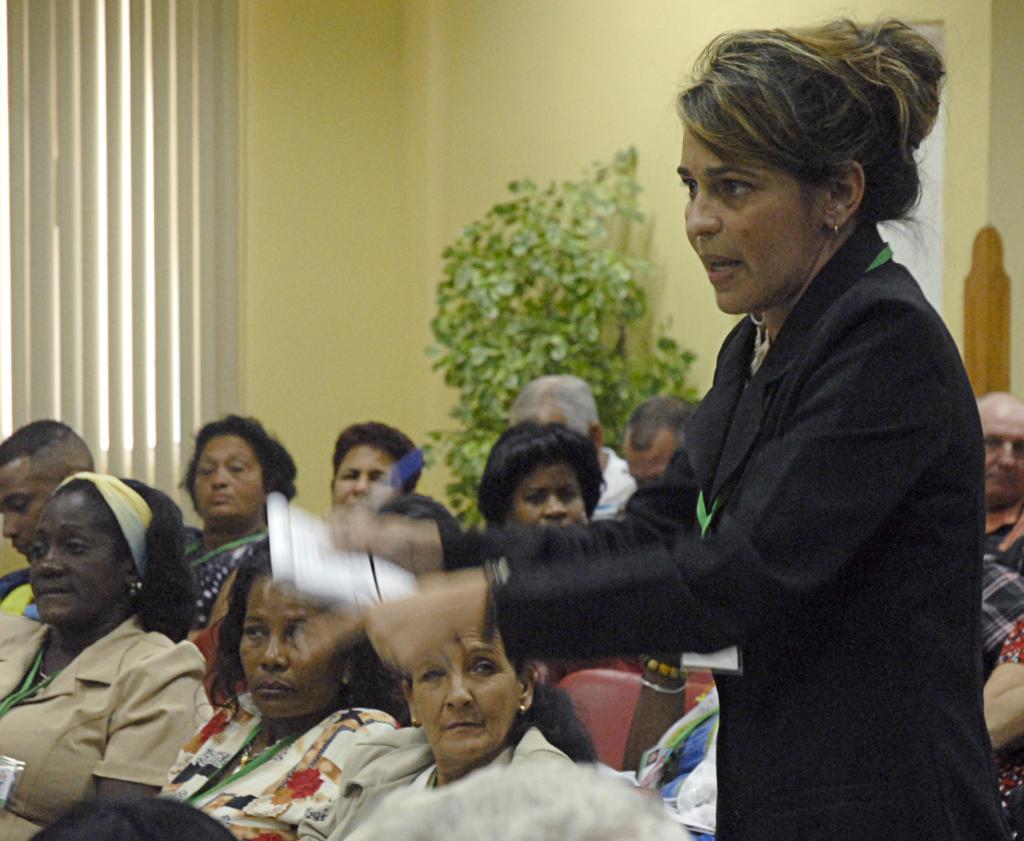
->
<box><xmin>1</xmin><ymin>0</ymin><xmax>238</xmax><ymax>501</ymax></box>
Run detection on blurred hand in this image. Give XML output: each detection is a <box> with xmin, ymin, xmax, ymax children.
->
<box><xmin>364</xmin><ymin>568</ymin><xmax>489</xmax><ymax>671</ymax></box>
<box><xmin>329</xmin><ymin>505</ymin><xmax>444</xmax><ymax>577</ymax></box>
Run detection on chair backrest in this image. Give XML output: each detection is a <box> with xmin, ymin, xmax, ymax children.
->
<box><xmin>557</xmin><ymin>668</ymin><xmax>643</xmax><ymax>770</ymax></box>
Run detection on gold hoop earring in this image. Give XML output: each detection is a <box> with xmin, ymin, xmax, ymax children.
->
<box><xmin>411</xmin><ymin>717</ymin><xmax>421</xmax><ymax>727</ymax></box>
<box><xmin>518</xmin><ymin>704</ymin><xmax>527</xmax><ymax>714</ymax></box>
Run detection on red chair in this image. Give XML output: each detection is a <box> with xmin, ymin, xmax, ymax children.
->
<box><xmin>557</xmin><ymin>668</ymin><xmax>643</xmax><ymax>770</ymax></box>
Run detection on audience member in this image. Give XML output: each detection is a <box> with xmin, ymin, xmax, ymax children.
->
<box><xmin>624</xmin><ymin>397</ymin><xmax>696</xmax><ymax>488</ymax></box>
<box><xmin>162</xmin><ymin>549</ymin><xmax>402</xmax><ymax>839</ymax></box>
<box><xmin>477</xmin><ymin>422</ymin><xmax>602</xmax><ymax>529</ymax></box>
<box><xmin>477</xmin><ymin>422</ymin><xmax>634</xmax><ymax>684</ymax></box>
<box><xmin>29</xmin><ymin>796</ymin><xmax>235</xmax><ymax>841</ymax></box>
<box><xmin>298</xmin><ymin>623</ymin><xmax>595</xmax><ymax>841</ymax></box>
<box><xmin>331</xmin><ymin>421</ymin><xmax>419</xmax><ymax>509</ymax></box>
<box><xmin>0</xmin><ymin>473</ymin><xmax>205</xmax><ymax>839</ymax></box>
<box><xmin>0</xmin><ymin>421</ymin><xmax>93</xmax><ymax>615</ymax></box>
<box><xmin>977</xmin><ymin>393</ymin><xmax>1024</xmax><ymax>677</ymax></box>
<box><xmin>356</xmin><ymin>19</ymin><xmax>1009</xmax><ymax>840</ymax></box>
<box><xmin>509</xmin><ymin>375</ymin><xmax>635</xmax><ymax>519</ymax></box>
<box><xmin>342</xmin><ymin>762</ymin><xmax>689</xmax><ymax>841</ymax></box>
<box><xmin>984</xmin><ymin>613</ymin><xmax>1024</xmax><ymax>831</ymax></box>
<box><xmin>183</xmin><ymin>415</ymin><xmax>296</xmax><ymax>630</ymax></box>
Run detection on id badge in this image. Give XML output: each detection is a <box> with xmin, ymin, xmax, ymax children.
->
<box><xmin>0</xmin><ymin>755</ymin><xmax>25</xmax><ymax>809</ymax></box>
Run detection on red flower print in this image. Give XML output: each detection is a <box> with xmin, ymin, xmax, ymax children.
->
<box><xmin>287</xmin><ymin>768</ymin><xmax>323</xmax><ymax>799</ymax></box>
<box><xmin>198</xmin><ymin>711</ymin><xmax>230</xmax><ymax>741</ymax></box>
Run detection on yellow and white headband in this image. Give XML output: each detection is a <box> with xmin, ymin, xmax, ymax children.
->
<box><xmin>57</xmin><ymin>472</ymin><xmax>153</xmax><ymax>577</ymax></box>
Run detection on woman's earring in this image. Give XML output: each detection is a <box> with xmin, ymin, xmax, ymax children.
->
<box><xmin>518</xmin><ymin>704</ymin><xmax>527</xmax><ymax>714</ymax></box>
<box><xmin>833</xmin><ymin>223</ymin><xmax>840</xmax><ymax>238</ymax></box>
<box><xmin>411</xmin><ymin>717</ymin><xmax>421</xmax><ymax>727</ymax></box>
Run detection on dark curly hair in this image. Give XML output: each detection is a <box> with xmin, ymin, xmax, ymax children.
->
<box><xmin>210</xmin><ymin>548</ymin><xmax>406</xmax><ymax>721</ymax></box>
<box><xmin>183</xmin><ymin>415</ymin><xmax>297</xmax><ymax>509</ymax></box>
<box><xmin>331</xmin><ymin>422</ymin><xmax>419</xmax><ymax>493</ymax></box>
<box><xmin>477</xmin><ymin>422</ymin><xmax>602</xmax><ymax>527</ymax></box>
<box><xmin>507</xmin><ymin>676</ymin><xmax>598</xmax><ymax>763</ymax></box>
<box><xmin>48</xmin><ymin>477</ymin><xmax>193</xmax><ymax>641</ymax></box>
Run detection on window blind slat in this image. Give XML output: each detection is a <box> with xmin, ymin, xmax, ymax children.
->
<box><xmin>2</xmin><ymin>0</ymin><xmax>237</xmax><ymax>507</ymax></box>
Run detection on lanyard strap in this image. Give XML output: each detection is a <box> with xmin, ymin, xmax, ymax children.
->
<box><xmin>865</xmin><ymin>243</ymin><xmax>892</xmax><ymax>272</ymax></box>
<box><xmin>186</xmin><ymin>724</ymin><xmax>300</xmax><ymax>806</ymax></box>
<box><xmin>188</xmin><ymin>531</ymin><xmax>266</xmax><ymax>569</ymax></box>
<box><xmin>696</xmin><ymin>491</ymin><xmax>722</xmax><ymax>539</ymax></box>
<box><xmin>0</xmin><ymin>649</ymin><xmax>61</xmax><ymax>721</ymax></box>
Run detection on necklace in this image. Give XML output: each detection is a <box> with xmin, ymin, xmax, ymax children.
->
<box><xmin>750</xmin><ymin>319</ymin><xmax>770</xmax><ymax>376</ymax></box>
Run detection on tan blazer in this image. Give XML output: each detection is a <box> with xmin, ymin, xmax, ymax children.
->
<box><xmin>0</xmin><ymin>615</ymin><xmax>207</xmax><ymax>840</ymax></box>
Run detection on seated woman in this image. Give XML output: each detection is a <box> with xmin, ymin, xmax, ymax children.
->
<box><xmin>0</xmin><ymin>473</ymin><xmax>205</xmax><ymax>840</ymax></box>
<box><xmin>183</xmin><ymin>415</ymin><xmax>297</xmax><ymax>631</ymax></box>
<box><xmin>331</xmin><ymin>422</ymin><xmax>420</xmax><ymax>509</ymax></box>
<box><xmin>299</xmin><ymin>623</ymin><xmax>596</xmax><ymax>841</ymax></box>
<box><xmin>478</xmin><ymin>422</ymin><xmax>638</xmax><ymax>684</ymax></box>
<box><xmin>163</xmin><ymin>550</ymin><xmax>404</xmax><ymax>839</ymax></box>
<box><xmin>477</xmin><ymin>421</ymin><xmax>602</xmax><ymax>530</ymax></box>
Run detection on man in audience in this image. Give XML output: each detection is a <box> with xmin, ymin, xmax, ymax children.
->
<box><xmin>509</xmin><ymin>375</ymin><xmax>634</xmax><ymax>520</ymax></box>
<box><xmin>0</xmin><ymin>420</ymin><xmax>93</xmax><ymax>615</ymax></box>
<box><xmin>977</xmin><ymin>393</ymin><xmax>1024</xmax><ymax>677</ymax></box>
<box><xmin>623</xmin><ymin>396</ymin><xmax>696</xmax><ymax>488</ymax></box>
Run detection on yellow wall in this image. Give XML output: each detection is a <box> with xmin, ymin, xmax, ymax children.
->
<box><xmin>239</xmin><ymin>0</ymin><xmax>1006</xmax><ymax>511</ymax></box>
<box><xmin>990</xmin><ymin>0</ymin><xmax>1024</xmax><ymax>392</ymax></box>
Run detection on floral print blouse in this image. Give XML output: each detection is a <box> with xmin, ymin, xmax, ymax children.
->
<box><xmin>162</xmin><ymin>694</ymin><xmax>396</xmax><ymax>840</ymax></box>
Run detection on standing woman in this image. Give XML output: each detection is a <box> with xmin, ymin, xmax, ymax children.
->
<box><xmin>183</xmin><ymin>415</ymin><xmax>297</xmax><ymax>631</ymax></box>
<box><xmin>359</xmin><ymin>20</ymin><xmax>1009</xmax><ymax>840</ymax></box>
<box><xmin>0</xmin><ymin>474</ymin><xmax>205</xmax><ymax>839</ymax></box>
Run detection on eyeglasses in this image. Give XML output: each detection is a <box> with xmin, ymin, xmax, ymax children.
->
<box><xmin>984</xmin><ymin>436</ymin><xmax>1024</xmax><ymax>458</ymax></box>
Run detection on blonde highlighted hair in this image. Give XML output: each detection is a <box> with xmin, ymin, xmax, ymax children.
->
<box><xmin>678</xmin><ymin>19</ymin><xmax>944</xmax><ymax>223</ymax></box>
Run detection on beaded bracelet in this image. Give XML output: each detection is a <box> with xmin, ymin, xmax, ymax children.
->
<box><xmin>640</xmin><ymin>655</ymin><xmax>681</xmax><ymax>681</ymax></box>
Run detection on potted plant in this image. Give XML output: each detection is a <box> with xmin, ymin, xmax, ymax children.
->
<box><xmin>429</xmin><ymin>148</ymin><xmax>697</xmax><ymax>522</ymax></box>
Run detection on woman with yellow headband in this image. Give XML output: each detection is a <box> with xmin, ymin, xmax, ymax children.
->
<box><xmin>0</xmin><ymin>473</ymin><xmax>207</xmax><ymax>839</ymax></box>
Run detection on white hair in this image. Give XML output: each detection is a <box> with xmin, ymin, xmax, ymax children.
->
<box><xmin>346</xmin><ymin>762</ymin><xmax>690</xmax><ymax>841</ymax></box>
<box><xmin>509</xmin><ymin>375</ymin><xmax>599</xmax><ymax>436</ymax></box>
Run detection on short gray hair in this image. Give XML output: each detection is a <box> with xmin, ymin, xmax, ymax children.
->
<box><xmin>347</xmin><ymin>762</ymin><xmax>689</xmax><ymax>841</ymax></box>
<box><xmin>509</xmin><ymin>375</ymin><xmax>598</xmax><ymax>437</ymax></box>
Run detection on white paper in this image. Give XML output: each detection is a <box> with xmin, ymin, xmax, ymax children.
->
<box><xmin>267</xmin><ymin>492</ymin><xmax>417</xmax><ymax>608</ymax></box>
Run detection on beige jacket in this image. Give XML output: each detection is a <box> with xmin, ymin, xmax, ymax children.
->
<box><xmin>299</xmin><ymin>726</ymin><xmax>569</xmax><ymax>841</ymax></box>
<box><xmin>0</xmin><ymin>615</ymin><xmax>207</xmax><ymax>840</ymax></box>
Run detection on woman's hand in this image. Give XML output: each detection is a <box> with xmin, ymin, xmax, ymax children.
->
<box><xmin>364</xmin><ymin>569</ymin><xmax>489</xmax><ymax>671</ymax></box>
<box><xmin>329</xmin><ymin>504</ymin><xmax>444</xmax><ymax>577</ymax></box>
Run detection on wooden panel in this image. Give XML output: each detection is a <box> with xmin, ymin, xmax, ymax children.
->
<box><xmin>964</xmin><ymin>225</ymin><xmax>1011</xmax><ymax>395</ymax></box>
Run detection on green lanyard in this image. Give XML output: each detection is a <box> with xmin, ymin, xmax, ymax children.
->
<box><xmin>696</xmin><ymin>242</ymin><xmax>894</xmax><ymax>538</ymax></box>
<box><xmin>0</xmin><ymin>649</ymin><xmax>62</xmax><ymax>721</ymax></box>
<box><xmin>186</xmin><ymin>723</ymin><xmax>300</xmax><ymax>805</ymax></box>
<box><xmin>188</xmin><ymin>531</ymin><xmax>266</xmax><ymax>569</ymax></box>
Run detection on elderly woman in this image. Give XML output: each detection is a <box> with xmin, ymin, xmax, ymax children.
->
<box><xmin>331</xmin><ymin>422</ymin><xmax>419</xmax><ymax>509</ymax></box>
<box><xmin>357</xmin><ymin>20</ymin><xmax>1008</xmax><ymax>840</ymax></box>
<box><xmin>183</xmin><ymin>415</ymin><xmax>297</xmax><ymax>630</ymax></box>
<box><xmin>0</xmin><ymin>473</ymin><xmax>205</xmax><ymax>839</ymax></box>
<box><xmin>163</xmin><ymin>550</ymin><xmax>403</xmax><ymax>839</ymax></box>
<box><xmin>477</xmin><ymin>422</ymin><xmax>602</xmax><ymax>529</ymax></box>
<box><xmin>298</xmin><ymin>624</ymin><xmax>595</xmax><ymax>841</ymax></box>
